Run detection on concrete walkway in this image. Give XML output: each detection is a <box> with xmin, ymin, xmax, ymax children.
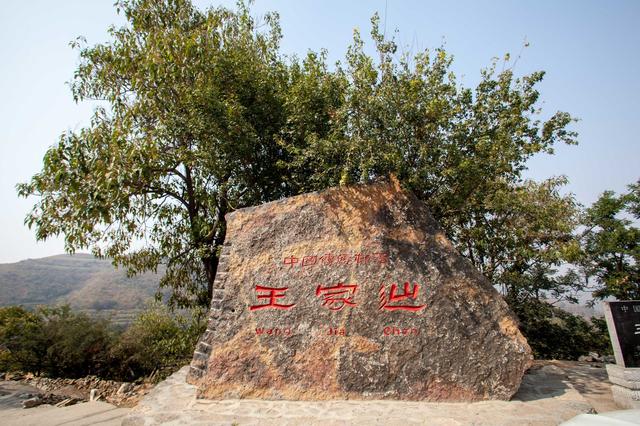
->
<box><xmin>123</xmin><ymin>363</ymin><xmax>602</xmax><ymax>426</ymax></box>
<box><xmin>0</xmin><ymin>381</ymin><xmax>130</xmax><ymax>426</ymax></box>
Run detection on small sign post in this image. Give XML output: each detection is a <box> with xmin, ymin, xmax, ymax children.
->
<box><xmin>603</xmin><ymin>301</ymin><xmax>640</xmax><ymax>368</ymax></box>
<box><xmin>603</xmin><ymin>301</ymin><xmax>640</xmax><ymax>408</ymax></box>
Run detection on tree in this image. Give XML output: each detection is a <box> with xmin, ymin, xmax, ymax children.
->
<box><xmin>110</xmin><ymin>302</ymin><xmax>204</xmax><ymax>380</ymax></box>
<box><xmin>0</xmin><ymin>306</ymin><xmax>45</xmax><ymax>374</ymax></box>
<box><xmin>19</xmin><ymin>1</ymin><xmax>578</xmax><ymax>309</ymax></box>
<box><xmin>37</xmin><ymin>305</ymin><xmax>115</xmax><ymax>378</ymax></box>
<box><xmin>281</xmin><ymin>15</ymin><xmax>580</xmax><ymax>304</ymax></box>
<box><xmin>465</xmin><ymin>177</ymin><xmax>582</xmax><ymax>306</ymax></box>
<box><xmin>0</xmin><ymin>305</ymin><xmax>116</xmax><ymax>377</ymax></box>
<box><xmin>18</xmin><ymin>0</ymin><xmax>295</xmax><ymax>308</ymax></box>
<box><xmin>582</xmin><ymin>180</ymin><xmax>640</xmax><ymax>300</ymax></box>
<box><xmin>512</xmin><ymin>298</ymin><xmax>611</xmax><ymax>360</ymax></box>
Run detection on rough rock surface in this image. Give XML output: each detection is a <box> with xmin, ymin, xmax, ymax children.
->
<box><xmin>187</xmin><ymin>178</ymin><xmax>532</xmax><ymax>401</ymax></box>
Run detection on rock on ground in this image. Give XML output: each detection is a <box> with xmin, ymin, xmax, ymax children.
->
<box><xmin>188</xmin><ymin>178</ymin><xmax>531</xmax><ymax>401</ymax></box>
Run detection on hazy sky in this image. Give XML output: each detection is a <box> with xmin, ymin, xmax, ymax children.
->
<box><xmin>1</xmin><ymin>0</ymin><xmax>638</xmax><ymax>263</ymax></box>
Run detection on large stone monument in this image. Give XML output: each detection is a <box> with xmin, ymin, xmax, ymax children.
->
<box><xmin>603</xmin><ymin>301</ymin><xmax>640</xmax><ymax>408</ymax></box>
<box><xmin>187</xmin><ymin>178</ymin><xmax>532</xmax><ymax>401</ymax></box>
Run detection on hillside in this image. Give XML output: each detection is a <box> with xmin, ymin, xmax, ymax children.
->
<box><xmin>0</xmin><ymin>254</ymin><xmax>163</xmax><ymax>324</ymax></box>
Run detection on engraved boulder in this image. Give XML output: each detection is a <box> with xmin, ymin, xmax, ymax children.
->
<box><xmin>187</xmin><ymin>178</ymin><xmax>532</xmax><ymax>401</ymax></box>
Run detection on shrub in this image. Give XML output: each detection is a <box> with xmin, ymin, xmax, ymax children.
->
<box><xmin>37</xmin><ymin>305</ymin><xmax>117</xmax><ymax>378</ymax></box>
<box><xmin>0</xmin><ymin>306</ymin><xmax>45</xmax><ymax>373</ymax></box>
<box><xmin>109</xmin><ymin>302</ymin><xmax>205</xmax><ymax>381</ymax></box>
<box><xmin>0</xmin><ymin>303</ymin><xmax>204</xmax><ymax>381</ymax></box>
<box><xmin>512</xmin><ymin>299</ymin><xmax>611</xmax><ymax>360</ymax></box>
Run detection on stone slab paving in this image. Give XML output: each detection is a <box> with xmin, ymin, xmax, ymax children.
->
<box><xmin>123</xmin><ymin>363</ymin><xmax>597</xmax><ymax>426</ymax></box>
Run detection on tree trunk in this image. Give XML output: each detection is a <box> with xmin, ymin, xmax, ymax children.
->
<box><xmin>200</xmin><ymin>208</ymin><xmax>228</xmax><ymax>307</ymax></box>
<box><xmin>201</xmin><ymin>254</ymin><xmax>217</xmax><ymax>306</ymax></box>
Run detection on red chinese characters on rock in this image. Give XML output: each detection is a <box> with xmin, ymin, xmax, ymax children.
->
<box><xmin>302</xmin><ymin>256</ymin><xmax>317</xmax><ymax>267</ymax></box>
<box><xmin>379</xmin><ymin>282</ymin><xmax>426</xmax><ymax>312</ymax></box>
<box><xmin>282</xmin><ymin>252</ymin><xmax>388</xmax><ymax>269</ymax></box>
<box><xmin>283</xmin><ymin>256</ymin><xmax>299</xmax><ymax>268</ymax></box>
<box><xmin>315</xmin><ymin>283</ymin><xmax>358</xmax><ymax>311</ymax></box>
<box><xmin>249</xmin><ymin>285</ymin><xmax>296</xmax><ymax>311</ymax></box>
<box><xmin>249</xmin><ymin>280</ymin><xmax>426</xmax><ymax>313</ymax></box>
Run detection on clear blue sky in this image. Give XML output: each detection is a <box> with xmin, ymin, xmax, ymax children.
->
<box><xmin>1</xmin><ymin>0</ymin><xmax>638</xmax><ymax>263</ymax></box>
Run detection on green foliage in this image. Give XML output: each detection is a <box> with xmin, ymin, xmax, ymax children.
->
<box><xmin>512</xmin><ymin>299</ymin><xmax>611</xmax><ymax>360</ymax></box>
<box><xmin>0</xmin><ymin>306</ymin><xmax>45</xmax><ymax>373</ymax></box>
<box><xmin>581</xmin><ymin>181</ymin><xmax>640</xmax><ymax>300</ymax></box>
<box><xmin>284</xmin><ymin>16</ymin><xmax>576</xmax><ymax>200</ymax></box>
<box><xmin>18</xmin><ymin>0</ymin><xmax>292</xmax><ymax>308</ymax></box>
<box><xmin>18</xmin><ymin>0</ymin><xmax>578</xmax><ymax>309</ymax></box>
<box><xmin>464</xmin><ymin>178</ymin><xmax>581</xmax><ymax>304</ymax></box>
<box><xmin>110</xmin><ymin>302</ymin><xmax>204</xmax><ymax>380</ymax></box>
<box><xmin>284</xmin><ymin>17</ymin><xmax>580</xmax><ymax>308</ymax></box>
<box><xmin>0</xmin><ymin>305</ymin><xmax>115</xmax><ymax>377</ymax></box>
<box><xmin>0</xmin><ymin>304</ymin><xmax>203</xmax><ymax>380</ymax></box>
<box><xmin>36</xmin><ymin>305</ymin><xmax>116</xmax><ymax>378</ymax></box>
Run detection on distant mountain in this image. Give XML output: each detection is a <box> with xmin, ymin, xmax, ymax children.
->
<box><xmin>0</xmin><ymin>254</ymin><xmax>163</xmax><ymax>324</ymax></box>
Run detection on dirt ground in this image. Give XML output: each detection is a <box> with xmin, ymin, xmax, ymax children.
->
<box><xmin>0</xmin><ymin>380</ymin><xmax>130</xmax><ymax>426</ymax></box>
<box><xmin>546</xmin><ymin>360</ymin><xmax>619</xmax><ymax>413</ymax></box>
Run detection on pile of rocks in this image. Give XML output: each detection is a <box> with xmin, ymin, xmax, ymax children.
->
<box><xmin>5</xmin><ymin>373</ymin><xmax>151</xmax><ymax>407</ymax></box>
<box><xmin>20</xmin><ymin>392</ymin><xmax>80</xmax><ymax>409</ymax></box>
<box><xmin>577</xmin><ymin>352</ymin><xmax>615</xmax><ymax>363</ymax></box>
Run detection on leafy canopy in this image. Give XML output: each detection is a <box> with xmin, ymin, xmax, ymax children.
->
<box><xmin>19</xmin><ymin>0</ymin><xmax>578</xmax><ymax>308</ymax></box>
<box><xmin>19</xmin><ymin>0</ymin><xmax>293</xmax><ymax>307</ymax></box>
<box><xmin>581</xmin><ymin>181</ymin><xmax>640</xmax><ymax>300</ymax></box>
